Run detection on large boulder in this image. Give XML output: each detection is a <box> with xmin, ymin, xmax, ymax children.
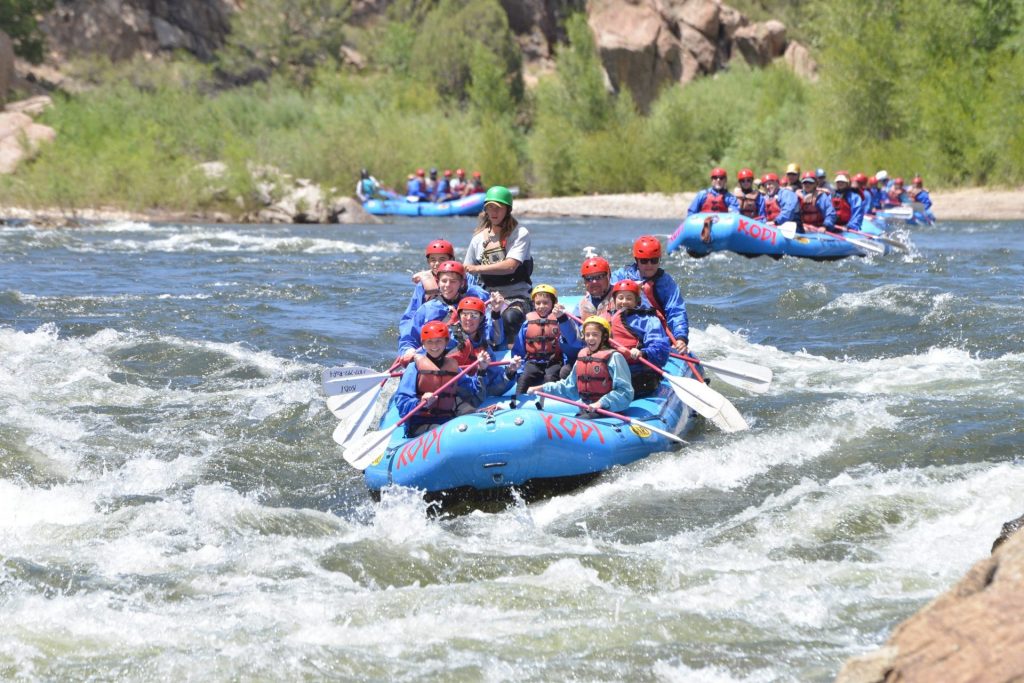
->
<box><xmin>732</xmin><ymin>20</ymin><xmax>787</xmax><ymax>68</ymax></box>
<box><xmin>0</xmin><ymin>30</ymin><xmax>14</xmax><ymax>106</ymax></box>
<box><xmin>836</xmin><ymin>522</ymin><xmax>1024</xmax><ymax>683</ymax></box>
<box><xmin>41</xmin><ymin>0</ymin><xmax>236</xmax><ymax>61</ymax></box>
<box><xmin>0</xmin><ymin>109</ymin><xmax>57</xmax><ymax>174</ymax></box>
<box><xmin>665</xmin><ymin>0</ymin><xmax>720</xmax><ymax>39</ymax></box>
<box><xmin>783</xmin><ymin>40</ymin><xmax>818</xmax><ymax>81</ymax></box>
<box><xmin>588</xmin><ymin>0</ymin><xmax>685</xmax><ymax>113</ymax></box>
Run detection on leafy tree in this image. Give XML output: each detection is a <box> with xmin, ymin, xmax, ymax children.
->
<box><xmin>218</xmin><ymin>0</ymin><xmax>351</xmax><ymax>87</ymax></box>
<box><xmin>0</xmin><ymin>0</ymin><xmax>55</xmax><ymax>63</ymax></box>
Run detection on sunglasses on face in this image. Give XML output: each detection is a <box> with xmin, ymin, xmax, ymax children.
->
<box><xmin>637</xmin><ymin>258</ymin><xmax>659</xmax><ymax>265</ymax></box>
<box><xmin>583</xmin><ymin>274</ymin><xmax>607</xmax><ymax>283</ymax></box>
<box><xmin>711</xmin><ymin>175</ymin><xmax>726</xmax><ymax>180</ymax></box>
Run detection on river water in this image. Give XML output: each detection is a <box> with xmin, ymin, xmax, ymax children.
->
<box><xmin>1</xmin><ymin>216</ymin><xmax>1022</xmax><ymax>681</ymax></box>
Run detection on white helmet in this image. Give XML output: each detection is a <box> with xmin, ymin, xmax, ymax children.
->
<box><xmin>876</xmin><ymin>170</ymin><xmax>889</xmax><ymax>181</ymax></box>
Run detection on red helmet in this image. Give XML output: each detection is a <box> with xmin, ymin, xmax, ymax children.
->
<box><xmin>416</xmin><ymin>168</ymin><xmax>425</xmax><ymax>176</ymax></box>
<box><xmin>867</xmin><ymin>176</ymin><xmax>878</xmax><ymax>187</ymax></box>
<box><xmin>763</xmin><ymin>172</ymin><xmax>779</xmax><ymax>182</ymax></box>
<box><xmin>457</xmin><ymin>296</ymin><xmax>486</xmax><ymax>314</ymax></box>
<box><xmin>456</xmin><ymin>168</ymin><xmax>465</xmax><ymax>176</ymax></box>
<box><xmin>912</xmin><ymin>176</ymin><xmax>922</xmax><ymax>184</ymax></box>
<box><xmin>737</xmin><ymin>168</ymin><xmax>754</xmax><ymax>181</ymax></box>
<box><xmin>710</xmin><ymin>167</ymin><xmax>727</xmax><ymax>179</ymax></box>
<box><xmin>420</xmin><ymin>320</ymin><xmax>450</xmax><ymax>342</ymax></box>
<box><xmin>436</xmin><ymin>260</ymin><xmax>465</xmax><ymax>278</ymax></box>
<box><xmin>443</xmin><ymin>169</ymin><xmax>452</xmax><ymax>178</ymax></box>
<box><xmin>801</xmin><ymin>171</ymin><xmax>817</xmax><ymax>182</ymax></box>
<box><xmin>894</xmin><ymin>176</ymin><xmax>904</xmax><ymax>185</ymax></box>
<box><xmin>632</xmin><ymin>235</ymin><xmax>662</xmax><ymax>259</ymax></box>
<box><xmin>425</xmin><ymin>239</ymin><xmax>455</xmax><ymax>258</ymax></box>
<box><xmin>611</xmin><ymin>280</ymin><xmax>641</xmax><ymax>297</ymax></box>
<box><xmin>580</xmin><ymin>256</ymin><xmax>611</xmax><ymax>277</ymax></box>
<box><xmin>472</xmin><ymin>171</ymin><xmax>481</xmax><ymax>178</ymax></box>
<box><xmin>853</xmin><ymin>173</ymin><xmax>868</xmax><ymax>184</ymax></box>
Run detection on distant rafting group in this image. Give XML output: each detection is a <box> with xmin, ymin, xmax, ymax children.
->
<box><xmin>686</xmin><ymin>164</ymin><xmax>934</xmax><ymax>235</ymax></box>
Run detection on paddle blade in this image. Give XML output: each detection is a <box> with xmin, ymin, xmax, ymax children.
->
<box><xmin>666</xmin><ymin>374</ymin><xmax>749</xmax><ymax>432</ymax></box>
<box><xmin>323</xmin><ymin>371</ymin><xmax>390</xmax><ymax>402</ymax></box>
<box><xmin>700</xmin><ymin>359</ymin><xmax>773</xmax><ymax>394</ymax></box>
<box><xmin>329</xmin><ymin>386</ymin><xmax>382</xmax><ymax>440</ymax></box>
<box><xmin>846</xmin><ymin>235</ymin><xmax>886</xmax><ymax>255</ymax></box>
<box><xmin>341</xmin><ymin>423</ymin><xmax>399</xmax><ymax>470</ymax></box>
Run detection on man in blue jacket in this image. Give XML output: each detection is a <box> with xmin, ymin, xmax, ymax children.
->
<box><xmin>795</xmin><ymin>172</ymin><xmax>837</xmax><ymax>233</ymax></box>
<box><xmin>611</xmin><ymin>236</ymin><xmax>690</xmax><ymax>353</ymax></box>
<box><xmin>831</xmin><ymin>173</ymin><xmax>865</xmax><ymax>232</ymax></box>
<box><xmin>687</xmin><ymin>167</ymin><xmax>740</xmax><ymax>216</ymax></box>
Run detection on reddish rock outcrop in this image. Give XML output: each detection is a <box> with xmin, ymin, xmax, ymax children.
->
<box><xmin>0</xmin><ymin>30</ymin><xmax>14</xmax><ymax>105</ymax></box>
<box><xmin>836</xmin><ymin>522</ymin><xmax>1024</xmax><ymax>683</ymax></box>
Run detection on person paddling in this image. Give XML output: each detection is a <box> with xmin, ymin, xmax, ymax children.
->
<box><xmin>908</xmin><ymin>176</ymin><xmax>932</xmax><ymax>211</ymax></box>
<box><xmin>605</xmin><ymin>280</ymin><xmax>670</xmax><ymax>399</ymax></box>
<box><xmin>526</xmin><ymin>316</ymin><xmax>633</xmax><ymax>415</ymax></box>
<box><xmin>687</xmin><ymin>167</ymin><xmax>740</xmax><ymax>216</ymax></box>
<box><xmin>463</xmin><ymin>185</ymin><xmax>534</xmax><ymax>344</ymax></box>
<box><xmin>611</xmin><ymin>236</ymin><xmax>690</xmax><ymax>353</ymax></box>
<box><xmin>831</xmin><ymin>172</ymin><xmax>865</xmax><ymax>232</ymax></box>
<box><xmin>762</xmin><ymin>173</ymin><xmax>800</xmax><ymax>226</ymax></box>
<box><xmin>796</xmin><ymin>172</ymin><xmax>837</xmax><ymax>233</ymax></box>
<box><xmin>400</xmin><ymin>240</ymin><xmax>487</xmax><ymax>349</ymax></box>
<box><xmin>511</xmin><ymin>284</ymin><xmax>579</xmax><ymax>395</ymax></box>
<box><xmin>733</xmin><ymin>168</ymin><xmax>766</xmax><ymax>220</ymax></box>
<box><xmin>394</xmin><ymin>321</ymin><xmax>488</xmax><ymax>436</ymax></box>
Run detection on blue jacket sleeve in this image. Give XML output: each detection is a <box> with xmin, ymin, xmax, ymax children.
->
<box><xmin>774</xmin><ymin>190</ymin><xmax>800</xmax><ymax>225</ymax></box>
<box><xmin>400</xmin><ymin>301</ymin><xmax>444</xmax><ymax>354</ymax></box>
<box><xmin>724</xmin><ymin>193</ymin><xmax>741</xmax><ymax>213</ymax></box>
<box><xmin>466</xmin><ymin>282</ymin><xmax>488</xmax><ymax>299</ymax></box>
<box><xmin>847</xmin><ymin>192</ymin><xmax>864</xmax><ymax>231</ymax></box>
<box><xmin>610</xmin><ymin>265</ymin><xmax>635</xmax><ymax>284</ymax></box>
<box><xmin>399</xmin><ymin>283</ymin><xmax>426</xmax><ymax>345</ymax></box>
<box><xmin>635</xmin><ymin>314</ymin><xmax>669</xmax><ymax>368</ymax></box>
<box><xmin>602</xmin><ymin>352</ymin><xmax>635</xmax><ymax>412</ymax></box>
<box><xmin>510</xmin><ymin>323</ymin><xmax>528</xmax><ymax>360</ymax></box>
<box><xmin>687</xmin><ymin>191</ymin><xmax>707</xmax><ymax>216</ymax></box>
<box><xmin>755</xmin><ymin>194</ymin><xmax>767</xmax><ymax>221</ymax></box>
<box><xmin>557</xmin><ymin>314</ymin><xmax>583</xmax><ymax>363</ymax></box>
<box><xmin>820</xmin><ymin>194</ymin><xmax>837</xmax><ymax>229</ymax></box>
<box><xmin>917</xmin><ymin>190</ymin><xmax>932</xmax><ymax>210</ymax></box>
<box><xmin>655</xmin><ymin>273</ymin><xmax>689</xmax><ymax>342</ymax></box>
<box><xmin>394</xmin><ymin>364</ymin><xmax>423</xmax><ymax>418</ymax></box>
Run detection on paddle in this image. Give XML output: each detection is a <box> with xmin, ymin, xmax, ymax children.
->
<box><xmin>566</xmin><ymin>312</ymin><xmax>748</xmax><ymax>432</ymax></box>
<box><xmin>777</xmin><ymin>222</ymin><xmax>885</xmax><ymax>255</ymax></box>
<box><xmin>669</xmin><ymin>353</ymin><xmax>772</xmax><ymax>394</ymax></box>
<box><xmin>321</xmin><ymin>365</ymin><xmax>377</xmax><ymax>395</ymax></box>
<box><xmin>834</xmin><ymin>225</ymin><xmax>909</xmax><ymax>252</ymax></box>
<box><xmin>339</xmin><ymin>361</ymin><xmax>481</xmax><ymax>470</ymax></box>
<box><xmin>879</xmin><ymin>205</ymin><xmax>913</xmax><ymax>220</ymax></box>
<box><xmin>325</xmin><ymin>371</ymin><xmax>392</xmax><ymax>411</ymax></box>
<box><xmin>533</xmin><ymin>391</ymin><xmax>686</xmax><ymax>445</ymax></box>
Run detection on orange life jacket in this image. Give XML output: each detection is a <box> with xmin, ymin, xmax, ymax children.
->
<box><xmin>610</xmin><ymin>312</ymin><xmax>642</xmax><ymax>366</ymax></box>
<box><xmin>765</xmin><ymin>195</ymin><xmax>781</xmax><ymax>222</ymax></box>
<box><xmin>736</xmin><ymin>190</ymin><xmax>760</xmax><ymax>218</ymax></box>
<box><xmin>798</xmin><ymin>189</ymin><xmax>825</xmax><ymax>227</ymax></box>
<box><xmin>575</xmin><ymin>348</ymin><xmax>615</xmax><ymax>403</ymax></box>
<box><xmin>414</xmin><ymin>353</ymin><xmax>459</xmax><ymax>419</ymax></box>
<box><xmin>700</xmin><ymin>191</ymin><xmax>729</xmax><ymax>213</ymax></box>
<box><xmin>524</xmin><ymin>311</ymin><xmax>561</xmax><ymax>359</ymax></box>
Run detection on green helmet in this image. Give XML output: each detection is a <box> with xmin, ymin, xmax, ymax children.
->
<box><xmin>484</xmin><ymin>185</ymin><xmax>513</xmax><ymax>208</ymax></box>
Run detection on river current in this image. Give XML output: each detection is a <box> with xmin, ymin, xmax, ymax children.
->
<box><xmin>1</xmin><ymin>216</ymin><xmax>1022</xmax><ymax>681</ymax></box>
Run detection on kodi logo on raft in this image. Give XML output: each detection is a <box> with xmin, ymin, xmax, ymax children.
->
<box><xmin>737</xmin><ymin>219</ymin><xmax>777</xmax><ymax>245</ymax></box>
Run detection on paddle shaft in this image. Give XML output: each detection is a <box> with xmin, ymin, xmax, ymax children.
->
<box><xmin>534</xmin><ymin>391</ymin><xmax>685</xmax><ymax>444</ymax></box>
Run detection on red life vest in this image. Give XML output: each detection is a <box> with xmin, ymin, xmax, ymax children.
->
<box><xmin>524</xmin><ymin>311</ymin><xmax>561</xmax><ymax>359</ymax></box>
<box><xmin>414</xmin><ymin>354</ymin><xmax>459</xmax><ymax>419</ymax></box>
<box><xmin>832</xmin><ymin>193</ymin><xmax>852</xmax><ymax>226</ymax></box>
<box><xmin>798</xmin><ymin>190</ymin><xmax>825</xmax><ymax>227</ymax></box>
<box><xmin>765</xmin><ymin>195</ymin><xmax>781</xmax><ymax>222</ymax></box>
<box><xmin>887</xmin><ymin>188</ymin><xmax>904</xmax><ymax>205</ymax></box>
<box><xmin>447</xmin><ymin>335</ymin><xmax>478</xmax><ymax>368</ymax></box>
<box><xmin>639</xmin><ymin>278</ymin><xmax>664</xmax><ymax>317</ymax></box>
<box><xmin>610</xmin><ymin>311</ymin><xmax>642</xmax><ymax>365</ymax></box>
<box><xmin>700</xmin><ymin>191</ymin><xmax>729</xmax><ymax>213</ymax></box>
<box><xmin>575</xmin><ymin>347</ymin><xmax>615</xmax><ymax>403</ymax></box>
<box><xmin>736</xmin><ymin>191</ymin><xmax>760</xmax><ymax>218</ymax></box>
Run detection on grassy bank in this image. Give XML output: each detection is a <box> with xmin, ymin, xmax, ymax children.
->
<box><xmin>2</xmin><ymin>0</ymin><xmax>1022</xmax><ymax>214</ymax></box>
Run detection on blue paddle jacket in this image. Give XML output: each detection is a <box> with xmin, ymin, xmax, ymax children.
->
<box><xmin>610</xmin><ymin>265</ymin><xmax>689</xmax><ymax>343</ymax></box>
<box><xmin>400</xmin><ymin>294</ymin><xmax>489</xmax><ymax>355</ymax></box>
<box><xmin>394</xmin><ymin>352</ymin><xmax>484</xmax><ymax>429</ymax></box>
<box><xmin>405</xmin><ymin>178</ymin><xmax>429</xmax><ymax>202</ymax></box>
<box><xmin>686</xmin><ymin>188</ymin><xmax>740</xmax><ymax>216</ymax></box>
<box><xmin>833</xmin><ymin>187</ymin><xmax>865</xmax><ymax>231</ymax></box>
<box><xmin>612</xmin><ymin>309</ymin><xmax>670</xmax><ymax>374</ymax></box>
<box><xmin>769</xmin><ymin>188</ymin><xmax>801</xmax><ymax>225</ymax></box>
<box><xmin>398</xmin><ymin>276</ymin><xmax>487</xmax><ymax>349</ymax></box>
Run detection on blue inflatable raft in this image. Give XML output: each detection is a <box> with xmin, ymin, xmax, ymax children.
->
<box><xmin>360</xmin><ymin>354</ymin><xmax>698</xmax><ymax>507</ymax></box>
<box><xmin>363</xmin><ymin>192</ymin><xmax>486</xmax><ymax>217</ymax></box>
<box><xmin>669</xmin><ymin>213</ymin><xmax>889</xmax><ymax>260</ymax></box>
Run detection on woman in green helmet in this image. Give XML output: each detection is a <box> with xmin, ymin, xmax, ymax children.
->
<box><xmin>463</xmin><ymin>184</ymin><xmax>534</xmax><ymax>344</ymax></box>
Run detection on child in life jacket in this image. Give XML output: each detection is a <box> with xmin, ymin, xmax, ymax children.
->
<box><xmin>394</xmin><ymin>321</ymin><xmax>487</xmax><ymax>436</ymax></box>
<box><xmin>606</xmin><ymin>279</ymin><xmax>670</xmax><ymax>399</ymax></box>
<box><xmin>526</xmin><ymin>316</ymin><xmax>633</xmax><ymax>415</ymax></box>
<box><xmin>511</xmin><ymin>284</ymin><xmax>580</xmax><ymax>395</ymax></box>
<box><xmin>400</xmin><ymin>240</ymin><xmax>487</xmax><ymax>347</ymax></box>
<box><xmin>447</xmin><ymin>296</ymin><xmax>521</xmax><ymax>395</ymax></box>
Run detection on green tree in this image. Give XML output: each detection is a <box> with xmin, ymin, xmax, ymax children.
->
<box><xmin>0</xmin><ymin>0</ymin><xmax>55</xmax><ymax>63</ymax></box>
